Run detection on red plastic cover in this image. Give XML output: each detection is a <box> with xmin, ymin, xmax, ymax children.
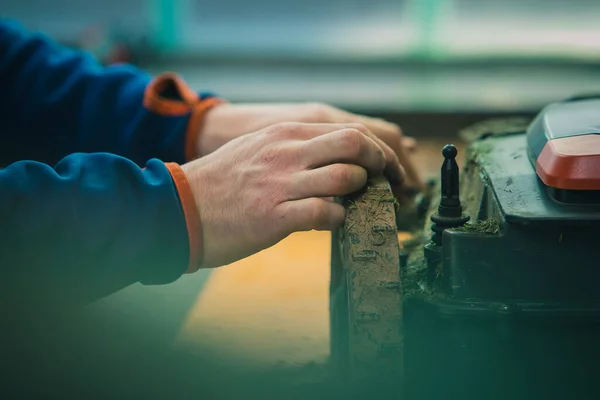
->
<box><xmin>536</xmin><ymin>134</ymin><xmax>600</xmax><ymax>190</ymax></box>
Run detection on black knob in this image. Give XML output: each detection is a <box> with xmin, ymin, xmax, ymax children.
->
<box><xmin>442</xmin><ymin>144</ymin><xmax>458</xmax><ymax>159</ymax></box>
<box><xmin>439</xmin><ymin>144</ymin><xmax>461</xmax><ymax>216</ymax></box>
<box><xmin>429</xmin><ymin>143</ymin><xmax>469</xmax><ymax>245</ymax></box>
<box><xmin>427</xmin><ymin>144</ymin><xmax>469</xmax><ymax>260</ymax></box>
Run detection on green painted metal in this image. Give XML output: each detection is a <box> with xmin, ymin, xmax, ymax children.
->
<box><xmin>406</xmin><ymin>0</ymin><xmax>445</xmax><ymax>60</ymax></box>
<box><xmin>152</xmin><ymin>0</ymin><xmax>181</xmax><ymax>51</ymax></box>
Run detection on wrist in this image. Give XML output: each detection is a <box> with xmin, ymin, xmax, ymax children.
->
<box><xmin>192</xmin><ymin>101</ymin><xmax>233</xmax><ymax>158</ymax></box>
<box><xmin>186</xmin><ymin>98</ymin><xmax>227</xmax><ymax>161</ymax></box>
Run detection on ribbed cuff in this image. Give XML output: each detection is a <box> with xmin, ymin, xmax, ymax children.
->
<box><xmin>143</xmin><ymin>72</ymin><xmax>226</xmax><ymax>162</ymax></box>
<box><xmin>164</xmin><ymin>162</ymin><xmax>203</xmax><ymax>273</ymax></box>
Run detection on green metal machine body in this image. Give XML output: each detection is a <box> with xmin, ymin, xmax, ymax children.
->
<box><xmin>331</xmin><ymin>98</ymin><xmax>600</xmax><ymax>399</ymax></box>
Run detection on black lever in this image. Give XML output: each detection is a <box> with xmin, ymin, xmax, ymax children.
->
<box><xmin>439</xmin><ymin>144</ymin><xmax>461</xmax><ymax>216</ymax></box>
<box><xmin>430</xmin><ymin>144</ymin><xmax>469</xmax><ymax>244</ymax></box>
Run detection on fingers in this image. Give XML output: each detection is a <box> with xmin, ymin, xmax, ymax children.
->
<box><xmin>296</xmin><ymin>125</ymin><xmax>405</xmax><ymax>186</ymax></box>
<box><xmin>300</xmin><ymin>128</ymin><xmax>386</xmax><ymax>176</ymax></box>
<box><xmin>358</xmin><ymin>128</ymin><xmax>405</xmax><ymax>187</ymax></box>
<box><xmin>288</xmin><ymin>164</ymin><xmax>367</xmax><ymax>200</ymax></box>
<box><xmin>347</xmin><ymin>112</ymin><xmax>402</xmax><ymax>140</ymax></box>
<box><xmin>393</xmin><ymin>137</ymin><xmax>425</xmax><ymax>192</ymax></box>
<box><xmin>335</xmin><ymin>108</ymin><xmax>401</xmax><ymax>139</ymax></box>
<box><xmin>267</xmin><ymin>121</ymin><xmax>406</xmax><ymax>190</ymax></box>
<box><xmin>358</xmin><ymin>119</ymin><xmax>423</xmax><ymax>189</ymax></box>
<box><xmin>275</xmin><ymin>198</ymin><xmax>346</xmax><ymax>233</ymax></box>
<box><xmin>270</xmin><ymin>122</ymin><xmax>368</xmax><ymax>141</ymax></box>
<box><xmin>332</xmin><ymin>110</ymin><xmax>425</xmax><ymax>191</ymax></box>
<box><xmin>403</xmin><ymin>136</ymin><xmax>417</xmax><ymax>152</ymax></box>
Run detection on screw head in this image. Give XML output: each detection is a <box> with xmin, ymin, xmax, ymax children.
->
<box><xmin>442</xmin><ymin>144</ymin><xmax>458</xmax><ymax>159</ymax></box>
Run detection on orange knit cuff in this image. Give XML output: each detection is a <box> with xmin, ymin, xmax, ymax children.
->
<box><xmin>143</xmin><ymin>72</ymin><xmax>226</xmax><ymax>161</ymax></box>
<box><xmin>164</xmin><ymin>162</ymin><xmax>203</xmax><ymax>273</ymax></box>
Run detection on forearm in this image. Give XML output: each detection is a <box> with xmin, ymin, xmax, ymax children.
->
<box><xmin>0</xmin><ymin>19</ymin><xmax>222</xmax><ymax>166</ymax></box>
<box><xmin>0</xmin><ymin>153</ymin><xmax>200</xmax><ymax>310</ymax></box>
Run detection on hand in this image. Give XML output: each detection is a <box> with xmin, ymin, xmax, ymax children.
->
<box><xmin>198</xmin><ymin>103</ymin><xmax>424</xmax><ymax>192</ymax></box>
<box><xmin>182</xmin><ymin>122</ymin><xmax>404</xmax><ymax>268</ymax></box>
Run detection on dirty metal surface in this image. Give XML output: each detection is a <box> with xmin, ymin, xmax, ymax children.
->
<box><xmin>470</xmin><ymin>135</ymin><xmax>600</xmax><ymax>224</ymax></box>
<box><xmin>330</xmin><ymin>176</ymin><xmax>403</xmax><ymax>384</ymax></box>
<box><xmin>458</xmin><ymin>116</ymin><xmax>532</xmax><ymax>142</ymax></box>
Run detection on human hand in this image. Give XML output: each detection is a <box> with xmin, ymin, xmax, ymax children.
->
<box><xmin>182</xmin><ymin>122</ymin><xmax>404</xmax><ymax>268</ymax></box>
<box><xmin>197</xmin><ymin>103</ymin><xmax>424</xmax><ymax>192</ymax></box>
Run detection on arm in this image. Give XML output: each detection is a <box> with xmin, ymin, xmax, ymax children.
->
<box><xmin>0</xmin><ymin>19</ymin><xmax>222</xmax><ymax>167</ymax></box>
<box><xmin>0</xmin><ymin>153</ymin><xmax>201</xmax><ymax>310</ymax></box>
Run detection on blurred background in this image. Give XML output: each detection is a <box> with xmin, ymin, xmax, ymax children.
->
<box><xmin>4</xmin><ymin>0</ymin><xmax>600</xmax><ymax>123</ymax></box>
<box><xmin>3</xmin><ymin>0</ymin><xmax>600</xmax><ymax>394</ymax></box>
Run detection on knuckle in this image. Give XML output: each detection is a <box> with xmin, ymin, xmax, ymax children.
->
<box><xmin>304</xmin><ymin>102</ymin><xmax>334</xmax><ymax>122</ymax></box>
<box><xmin>249</xmin><ymin>177</ymin><xmax>286</xmax><ymax>211</ymax></box>
<box><xmin>378</xmin><ymin>118</ymin><xmax>402</xmax><ymax>136</ymax></box>
<box><xmin>329</xmin><ymin>164</ymin><xmax>353</xmax><ymax>186</ymax></box>
<box><xmin>329</xmin><ymin>165</ymin><xmax>359</xmax><ymax>193</ymax></box>
<box><xmin>255</xmin><ymin>144</ymin><xmax>299</xmax><ymax>173</ymax></box>
<box><xmin>346</xmin><ymin>123</ymin><xmax>368</xmax><ymax>134</ymax></box>
<box><xmin>247</xmin><ymin>190</ymin><xmax>272</xmax><ymax>217</ymax></box>
<box><xmin>376</xmin><ymin>151</ymin><xmax>390</xmax><ymax>172</ymax></box>
<box><xmin>309</xmin><ymin>199</ymin><xmax>328</xmax><ymax>224</ymax></box>
<box><xmin>378</xmin><ymin>144</ymin><xmax>390</xmax><ymax>161</ymax></box>
<box><xmin>394</xmin><ymin>123</ymin><xmax>404</xmax><ymax>136</ymax></box>
<box><xmin>377</xmin><ymin>153</ymin><xmax>388</xmax><ymax>172</ymax></box>
<box><xmin>267</xmin><ymin>122</ymin><xmax>302</xmax><ymax>138</ymax></box>
<box><xmin>339</xmin><ymin>128</ymin><xmax>364</xmax><ymax>156</ymax></box>
<box><xmin>255</xmin><ymin>145</ymin><xmax>281</xmax><ymax>165</ymax></box>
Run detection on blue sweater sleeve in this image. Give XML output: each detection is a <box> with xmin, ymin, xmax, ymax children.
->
<box><xmin>0</xmin><ymin>153</ymin><xmax>192</xmax><ymax>310</ymax></box>
<box><xmin>0</xmin><ymin>18</ymin><xmax>218</xmax><ymax>167</ymax></box>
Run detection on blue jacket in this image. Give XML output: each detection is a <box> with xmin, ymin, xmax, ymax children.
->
<box><xmin>0</xmin><ymin>19</ymin><xmax>221</xmax><ymax>310</ymax></box>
